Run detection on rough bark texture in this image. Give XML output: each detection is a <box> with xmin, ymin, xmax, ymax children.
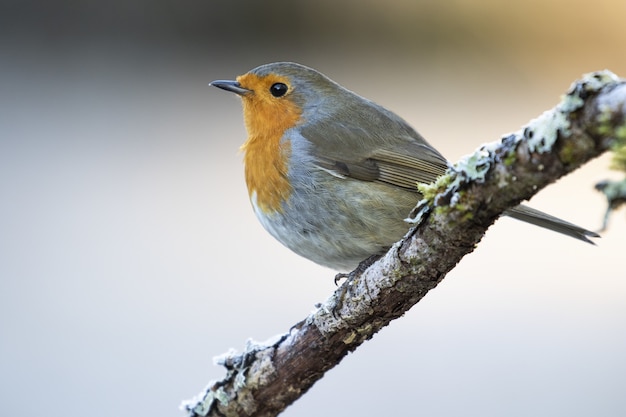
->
<box><xmin>183</xmin><ymin>71</ymin><xmax>626</xmax><ymax>417</ymax></box>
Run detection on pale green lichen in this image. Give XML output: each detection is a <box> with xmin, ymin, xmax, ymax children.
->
<box><xmin>407</xmin><ymin>172</ymin><xmax>456</xmax><ymax>225</ymax></box>
<box><xmin>595</xmin><ymin>101</ymin><xmax>617</xmax><ymax>136</ymax></box>
<box><xmin>617</xmin><ymin>125</ymin><xmax>626</xmax><ymax>141</ymax></box>
<box><xmin>595</xmin><ymin>177</ymin><xmax>626</xmax><ymax>230</ymax></box>
<box><xmin>526</xmin><ymin>109</ymin><xmax>571</xmax><ymax>153</ymax></box>
<box><xmin>182</xmin><ymin>335</ymin><xmax>289</xmax><ymax>416</ymax></box>
<box><xmin>525</xmin><ymin>70</ymin><xmax>622</xmax><ymax>155</ymax></box>
<box><xmin>503</xmin><ymin>148</ymin><xmax>517</xmax><ymax>166</ymax></box>
<box><xmin>558</xmin><ymin>141</ymin><xmax>583</xmax><ymax>165</ymax></box>
<box><xmin>343</xmin><ymin>331</ymin><xmax>357</xmax><ymax>344</ymax></box>
<box><xmin>598</xmin><ymin>113</ymin><xmax>626</xmax><ymax>141</ymax></box>
<box><xmin>245</xmin><ymin>349</ymin><xmax>277</xmax><ymax>387</ymax></box>
<box><xmin>181</xmin><ymin>384</ymin><xmax>220</xmax><ymax>416</ymax></box>
<box><xmin>410</xmin><ymin>144</ymin><xmax>495</xmax><ymax>226</ymax></box>
<box><xmin>578</xmin><ymin>70</ymin><xmax>622</xmax><ymax>93</ymax></box>
<box><xmin>417</xmin><ymin>147</ymin><xmax>492</xmax><ymax>203</ymax></box>
<box><xmin>454</xmin><ymin>148</ymin><xmax>492</xmax><ymax>183</ymax></box>
<box><xmin>213</xmin><ymin>387</ymin><xmax>230</xmax><ymax>406</ymax></box>
<box><xmin>235</xmin><ymin>368</ymin><xmax>247</xmax><ymax>390</ymax></box>
<box><xmin>433</xmin><ymin>197</ymin><xmax>474</xmax><ymax>223</ymax></box>
<box><xmin>610</xmin><ymin>130</ymin><xmax>626</xmax><ymax>172</ymax></box>
<box><xmin>416</xmin><ymin>172</ymin><xmax>454</xmax><ymax>200</ymax></box>
<box><xmin>560</xmin><ymin>91</ymin><xmax>585</xmax><ymax>113</ymax></box>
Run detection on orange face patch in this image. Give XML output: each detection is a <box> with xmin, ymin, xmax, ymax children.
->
<box><xmin>236</xmin><ymin>73</ymin><xmax>302</xmax><ymax>214</ymax></box>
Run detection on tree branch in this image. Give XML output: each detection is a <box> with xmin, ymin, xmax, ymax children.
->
<box><xmin>182</xmin><ymin>71</ymin><xmax>626</xmax><ymax>417</ymax></box>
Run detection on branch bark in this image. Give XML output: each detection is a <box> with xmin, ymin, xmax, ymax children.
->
<box><xmin>183</xmin><ymin>71</ymin><xmax>626</xmax><ymax>417</ymax></box>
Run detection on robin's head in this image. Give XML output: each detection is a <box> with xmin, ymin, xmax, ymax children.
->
<box><xmin>210</xmin><ymin>62</ymin><xmax>341</xmax><ymax>214</ymax></box>
<box><xmin>211</xmin><ymin>62</ymin><xmax>345</xmax><ymax>138</ymax></box>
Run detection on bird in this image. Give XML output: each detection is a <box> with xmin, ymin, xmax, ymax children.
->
<box><xmin>210</xmin><ymin>62</ymin><xmax>598</xmax><ymax>271</ymax></box>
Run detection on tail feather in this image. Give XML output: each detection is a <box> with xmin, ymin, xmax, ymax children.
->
<box><xmin>504</xmin><ymin>204</ymin><xmax>600</xmax><ymax>244</ymax></box>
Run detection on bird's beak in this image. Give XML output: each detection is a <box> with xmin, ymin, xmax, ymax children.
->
<box><xmin>209</xmin><ymin>80</ymin><xmax>251</xmax><ymax>96</ymax></box>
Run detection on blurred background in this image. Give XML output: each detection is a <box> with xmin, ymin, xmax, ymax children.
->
<box><xmin>1</xmin><ymin>1</ymin><xmax>625</xmax><ymax>416</ymax></box>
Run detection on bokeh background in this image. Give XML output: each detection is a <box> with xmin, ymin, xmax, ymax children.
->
<box><xmin>1</xmin><ymin>1</ymin><xmax>625</xmax><ymax>416</ymax></box>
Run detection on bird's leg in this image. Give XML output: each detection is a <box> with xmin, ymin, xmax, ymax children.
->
<box><xmin>333</xmin><ymin>254</ymin><xmax>381</xmax><ymax>286</ymax></box>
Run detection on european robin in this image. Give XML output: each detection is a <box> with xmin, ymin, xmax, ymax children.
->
<box><xmin>211</xmin><ymin>62</ymin><xmax>597</xmax><ymax>271</ymax></box>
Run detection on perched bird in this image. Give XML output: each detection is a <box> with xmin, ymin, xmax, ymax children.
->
<box><xmin>211</xmin><ymin>62</ymin><xmax>597</xmax><ymax>271</ymax></box>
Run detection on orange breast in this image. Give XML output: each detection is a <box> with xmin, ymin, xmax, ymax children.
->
<box><xmin>238</xmin><ymin>73</ymin><xmax>302</xmax><ymax>214</ymax></box>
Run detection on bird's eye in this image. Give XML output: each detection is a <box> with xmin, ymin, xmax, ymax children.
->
<box><xmin>270</xmin><ymin>82</ymin><xmax>288</xmax><ymax>97</ymax></box>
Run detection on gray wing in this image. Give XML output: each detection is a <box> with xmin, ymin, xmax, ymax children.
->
<box><xmin>301</xmin><ymin>117</ymin><xmax>449</xmax><ymax>191</ymax></box>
